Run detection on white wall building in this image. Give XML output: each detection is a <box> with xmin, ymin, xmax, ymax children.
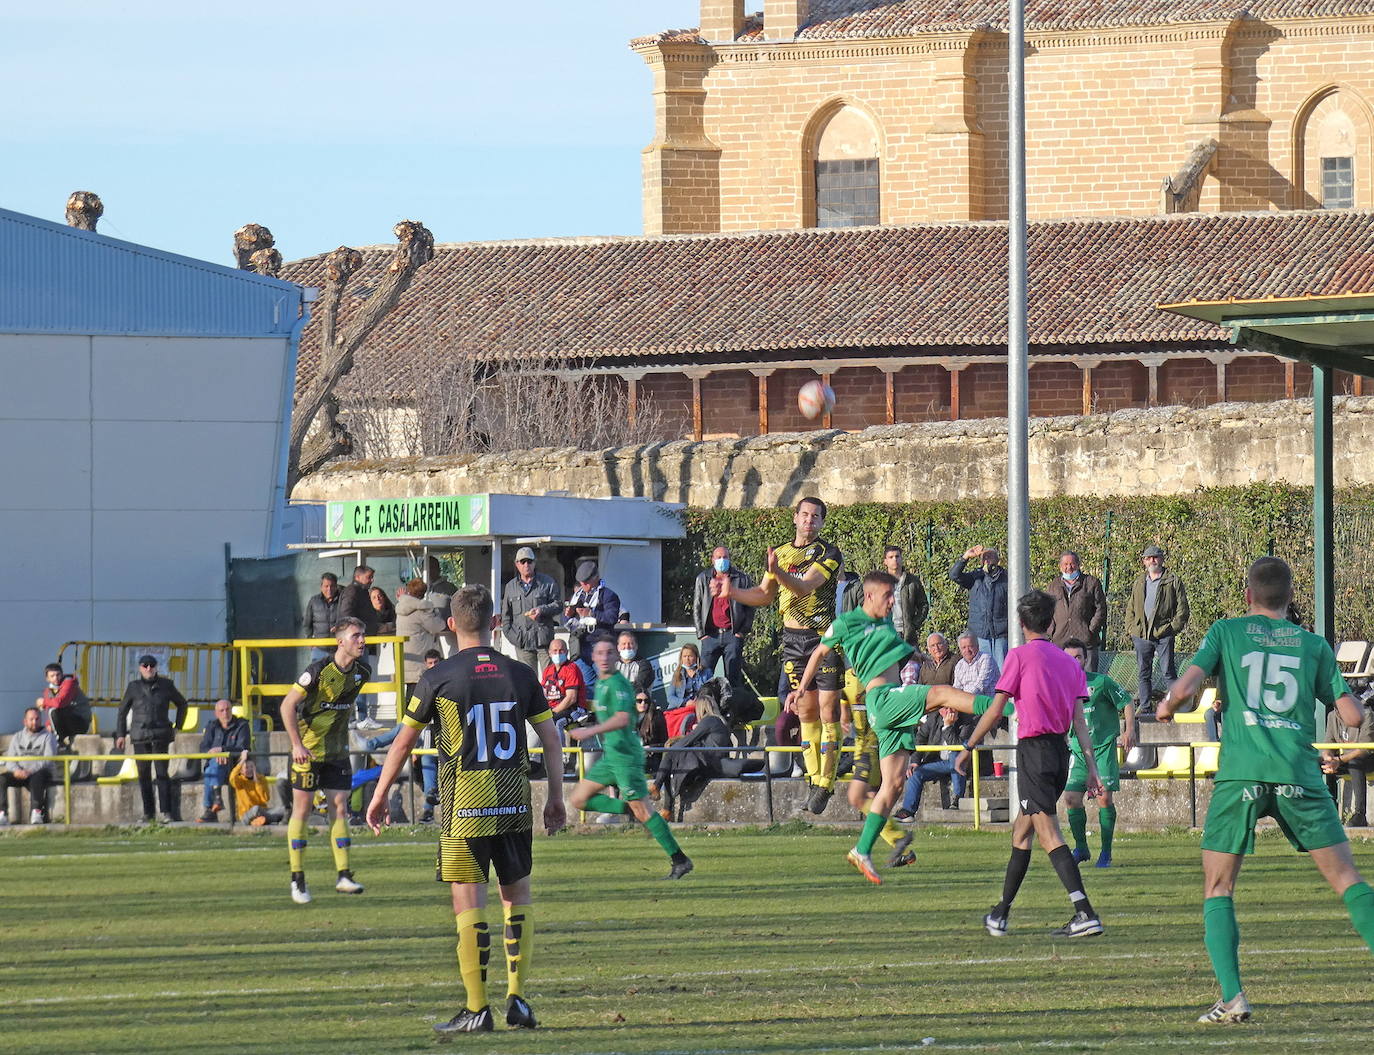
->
<box><xmin>0</xmin><ymin>207</ymin><xmax>309</xmax><ymax>724</ymax></box>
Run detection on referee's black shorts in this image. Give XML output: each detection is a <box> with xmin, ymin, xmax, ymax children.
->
<box><xmin>1015</xmin><ymin>734</ymin><xmax>1070</xmax><ymax>817</ymax></box>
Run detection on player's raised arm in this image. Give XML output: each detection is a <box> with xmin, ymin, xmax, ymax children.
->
<box><xmin>364</xmin><ymin>722</ymin><xmax>422</xmax><ymax>834</ymax></box>
<box><xmin>720</xmin><ymin>550</ymin><xmax>780</xmax><ymax>607</ymax></box>
<box><xmin>530</xmin><ymin>715</ymin><xmax>566</xmax><ymax>834</ymax></box>
<box><xmin>1156</xmin><ymin>664</ymin><xmax>1206</xmax><ymax>722</ymax></box>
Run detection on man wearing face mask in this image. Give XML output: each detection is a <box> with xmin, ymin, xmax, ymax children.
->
<box><xmin>692</xmin><ymin>545</ymin><xmax>756</xmax><ymax>688</ymax></box>
<box><xmin>540</xmin><ymin>639</ymin><xmax>588</xmax><ymax>746</ymax></box>
<box><xmin>949</xmin><ymin>545</ymin><xmax>1010</xmax><ymax>671</ymax></box>
<box><xmin>1046</xmin><ymin>551</ymin><xmax>1108</xmax><ymax>674</ymax></box>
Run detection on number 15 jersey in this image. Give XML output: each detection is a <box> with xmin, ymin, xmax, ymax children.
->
<box><xmin>403</xmin><ymin>646</ymin><xmax>553</xmax><ymax>837</ymax></box>
<box><xmin>1190</xmin><ymin>614</ymin><xmax>1350</xmax><ymax>786</ymax></box>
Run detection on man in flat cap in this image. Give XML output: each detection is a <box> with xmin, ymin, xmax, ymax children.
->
<box><xmin>565</xmin><ymin>559</ymin><xmax>622</xmax><ymax>683</ymax></box>
<box><xmin>1123</xmin><ymin>544</ymin><xmax>1190</xmax><ymax>716</ymax></box>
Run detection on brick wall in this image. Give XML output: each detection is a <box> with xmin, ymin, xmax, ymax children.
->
<box><xmin>1161</xmin><ymin>358</ymin><xmax>1218</xmax><ymax>406</ymax></box>
<box><xmin>1226</xmin><ymin>356</ymin><xmax>1290</xmax><ymax>402</ymax></box>
<box><xmin>1091</xmin><ymin>360</ymin><xmax>1148</xmax><ymax>411</ymax></box>
<box><xmin>895</xmin><ymin>363</ymin><xmax>949</xmax><ymax>421</ymax></box>
<box><xmin>637</xmin><ymin>19</ymin><xmax>1374</xmax><ymax>232</ymax></box>
<box><xmin>1028</xmin><ymin>362</ymin><xmax>1084</xmax><ymax>416</ymax></box>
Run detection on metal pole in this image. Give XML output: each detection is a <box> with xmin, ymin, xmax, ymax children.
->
<box><xmin>1006</xmin><ymin>0</ymin><xmax>1030</xmax><ymax>816</ymax></box>
<box><xmin>1313</xmin><ymin>365</ymin><xmax>1334</xmax><ymax>644</ymax></box>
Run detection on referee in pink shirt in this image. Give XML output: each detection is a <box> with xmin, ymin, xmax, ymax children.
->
<box><xmin>956</xmin><ymin>589</ymin><xmax>1105</xmax><ymax>939</ymax></box>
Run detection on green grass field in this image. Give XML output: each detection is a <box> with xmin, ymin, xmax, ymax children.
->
<box><xmin>5</xmin><ymin>823</ymin><xmax>1372</xmax><ymax>1055</ymax></box>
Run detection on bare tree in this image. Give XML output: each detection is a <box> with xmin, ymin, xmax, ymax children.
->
<box><xmin>279</xmin><ymin>220</ymin><xmax>435</xmax><ymax>491</ymax></box>
<box><xmin>65</xmin><ymin>191</ymin><xmax>103</xmax><ymax>231</ymax></box>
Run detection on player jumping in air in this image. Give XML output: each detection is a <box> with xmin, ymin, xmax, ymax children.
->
<box><xmin>366</xmin><ymin>585</ymin><xmax>566</xmax><ymax>1034</ymax></box>
<box><xmin>567</xmin><ymin>637</ymin><xmax>693</xmax><ymax>879</ymax></box>
<box><xmin>719</xmin><ymin>496</ymin><xmax>845</xmax><ymax>814</ymax></box>
<box><xmin>794</xmin><ymin>571</ymin><xmax>987</xmax><ymax>884</ymax></box>
<box><xmin>1061</xmin><ymin>638</ymin><xmax>1135</xmax><ymax>868</ymax></box>
<box><xmin>955</xmin><ymin>590</ymin><xmax>1105</xmax><ymax>938</ymax></box>
<box><xmin>280</xmin><ymin>616</ymin><xmax>371</xmax><ymax>905</ymax></box>
<box><xmin>1158</xmin><ymin>556</ymin><xmax>1374</xmax><ymax>1025</ymax></box>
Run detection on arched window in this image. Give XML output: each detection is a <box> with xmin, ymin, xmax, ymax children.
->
<box><xmin>1296</xmin><ymin>88</ymin><xmax>1372</xmax><ymax>210</ymax></box>
<box><xmin>812</xmin><ymin>105</ymin><xmax>880</xmax><ymax>228</ymax></box>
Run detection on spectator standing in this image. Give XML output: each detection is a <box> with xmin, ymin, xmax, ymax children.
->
<box><xmin>692</xmin><ymin>546</ymin><xmax>755</xmax><ymax>687</ymax></box>
<box><xmin>883</xmin><ymin>545</ymin><xmax>930</xmax><ymax>647</ymax></box>
<box><xmin>1123</xmin><ymin>544</ymin><xmax>1190</xmax><ymax>715</ymax></box>
<box><xmin>197</xmin><ymin>699</ymin><xmax>251</xmax><ymax>822</ymax></box>
<box><xmin>0</xmin><ymin>707</ymin><xmax>58</xmax><ymax>824</ymax></box>
<box><xmin>1045</xmin><ymin>552</ymin><xmax>1108</xmax><ymax>673</ymax></box>
<box><xmin>953</xmin><ymin>634</ymin><xmax>998</xmax><ymax>698</ymax></box>
<box><xmin>918</xmin><ymin>633</ymin><xmax>957</xmax><ymax>686</ymax></box>
<box><xmin>565</xmin><ymin>560</ymin><xmax>621</xmax><ymax>681</ymax></box>
<box><xmin>303</xmin><ymin>572</ymin><xmax>341</xmax><ymax>659</ymax></box>
<box><xmin>1322</xmin><ymin>700</ymin><xmax>1374</xmax><ymax>827</ymax></box>
<box><xmin>369</xmin><ymin>586</ymin><xmax>397</xmax><ymax>635</ymax></box>
<box><xmin>395</xmin><ymin>579</ymin><xmax>449</xmax><ymax>697</ymax></box>
<box><xmin>424</xmin><ymin>556</ymin><xmax>459</xmax><ymax>604</ymax></box>
<box><xmin>37</xmin><ymin>662</ymin><xmax>91</xmax><ymax>749</ymax></box>
<box><xmin>500</xmin><ymin>547</ymin><xmax>562</xmax><ymax>672</ymax></box>
<box><xmin>339</xmin><ymin>565</ymin><xmax>381</xmax><ymax>727</ymax></box>
<box><xmin>114</xmin><ymin>655</ymin><xmax>188</xmax><ymax>824</ymax></box>
<box><xmin>949</xmin><ymin>545</ymin><xmax>1009</xmax><ymax>670</ymax></box>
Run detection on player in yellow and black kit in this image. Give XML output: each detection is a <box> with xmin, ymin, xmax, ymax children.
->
<box><xmin>280</xmin><ymin>616</ymin><xmax>371</xmax><ymax>905</ymax></box>
<box><xmin>367</xmin><ymin>585</ymin><xmax>566</xmax><ymax>1036</ymax></box>
<box><xmin>720</xmin><ymin>496</ymin><xmax>845</xmax><ymax>813</ymax></box>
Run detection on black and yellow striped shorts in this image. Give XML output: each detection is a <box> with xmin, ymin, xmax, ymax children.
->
<box><xmin>436</xmin><ymin>829</ymin><xmax>533</xmax><ymax>885</ymax></box>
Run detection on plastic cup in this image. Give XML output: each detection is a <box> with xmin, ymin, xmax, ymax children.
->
<box><xmin>993</xmin><ymin>761</ymin><xmax>1006</xmax><ymax>777</ymax></box>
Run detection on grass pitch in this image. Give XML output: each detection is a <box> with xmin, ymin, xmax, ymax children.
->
<box><xmin>4</xmin><ymin>823</ymin><xmax>1372</xmax><ymax>1055</ymax></box>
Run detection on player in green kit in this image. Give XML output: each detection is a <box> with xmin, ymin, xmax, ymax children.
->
<box><xmin>1061</xmin><ymin>638</ymin><xmax>1134</xmax><ymax>868</ymax></box>
<box><xmin>568</xmin><ymin>637</ymin><xmax>693</xmax><ymax>879</ymax></box>
<box><xmin>793</xmin><ymin>571</ymin><xmax>989</xmax><ymax>884</ymax></box>
<box><xmin>1158</xmin><ymin>557</ymin><xmax>1374</xmax><ymax>1025</ymax></box>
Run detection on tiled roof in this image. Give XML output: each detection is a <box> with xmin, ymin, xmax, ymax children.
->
<box><xmin>282</xmin><ymin>211</ymin><xmax>1374</xmax><ymax>397</ymax></box>
<box><xmin>632</xmin><ymin>1</ymin><xmax>1374</xmax><ymax>44</ymax></box>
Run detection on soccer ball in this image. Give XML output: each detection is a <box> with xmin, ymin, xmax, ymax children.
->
<box><xmin>798</xmin><ymin>379</ymin><xmax>836</xmax><ymax>420</ymax></box>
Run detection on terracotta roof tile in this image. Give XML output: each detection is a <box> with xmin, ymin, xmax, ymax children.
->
<box><xmin>282</xmin><ymin>211</ymin><xmax>1374</xmax><ymax>398</ymax></box>
<box><xmin>633</xmin><ymin>1</ymin><xmax>1374</xmax><ymax>43</ymax></box>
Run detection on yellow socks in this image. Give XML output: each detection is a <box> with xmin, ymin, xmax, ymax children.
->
<box><xmin>456</xmin><ymin>908</ymin><xmax>490</xmax><ymax>1011</ymax></box>
<box><xmin>800</xmin><ymin>720</ymin><xmax>822</xmax><ymax>784</ymax></box>
<box><xmin>503</xmin><ymin>903</ymin><xmax>533</xmax><ymax>998</ymax></box>
<box><xmin>330</xmin><ymin>815</ymin><xmax>350</xmax><ymax>873</ymax></box>
<box><xmin>817</xmin><ymin>722</ymin><xmax>841</xmax><ymax>790</ymax></box>
<box><xmin>287</xmin><ymin>815</ymin><xmax>307</xmax><ymax>873</ymax></box>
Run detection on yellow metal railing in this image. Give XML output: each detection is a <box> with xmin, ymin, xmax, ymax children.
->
<box><xmin>56</xmin><ymin>641</ymin><xmax>260</xmax><ymax>733</ymax></box>
<box><xmin>231</xmin><ymin>637</ymin><xmax>407</xmax><ymax>749</ymax></box>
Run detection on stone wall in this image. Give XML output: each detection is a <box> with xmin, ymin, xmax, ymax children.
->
<box><xmin>293</xmin><ymin>397</ymin><xmax>1374</xmax><ymax>508</ymax></box>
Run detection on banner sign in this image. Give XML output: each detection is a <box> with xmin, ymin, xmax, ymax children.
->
<box><xmin>325</xmin><ymin>494</ymin><xmax>490</xmax><ymax>542</ymax></box>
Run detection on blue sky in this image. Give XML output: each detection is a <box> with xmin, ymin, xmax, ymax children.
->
<box><xmin>2</xmin><ymin>1</ymin><xmax>699</xmax><ymax>264</ymax></box>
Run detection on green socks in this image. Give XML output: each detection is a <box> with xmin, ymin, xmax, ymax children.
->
<box><xmin>1342</xmin><ymin>881</ymin><xmax>1374</xmax><ymax>950</ymax></box>
<box><xmin>643</xmin><ymin>811</ymin><xmax>682</xmax><ymax>857</ymax></box>
<box><xmin>1203</xmin><ymin>896</ymin><xmax>1243</xmax><ymax>1001</ymax></box>
<box><xmin>1067</xmin><ymin>807</ymin><xmax>1088</xmax><ymax>852</ymax></box>
<box><xmin>1099</xmin><ymin>805</ymin><xmax>1117</xmax><ymax>858</ymax></box>
<box><xmin>855</xmin><ymin>809</ymin><xmax>887</xmax><ymax>856</ymax></box>
<box><xmin>584</xmin><ymin>793</ymin><xmax>628</xmax><ymax>815</ymax></box>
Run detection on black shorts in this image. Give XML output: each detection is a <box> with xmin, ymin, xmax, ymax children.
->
<box><xmin>437</xmin><ymin>829</ymin><xmax>534</xmax><ymax>886</ymax></box>
<box><xmin>1015</xmin><ymin>734</ymin><xmax>1070</xmax><ymax>817</ymax></box>
<box><xmin>782</xmin><ymin>628</ymin><xmax>842</xmax><ymax>693</ymax></box>
<box><xmin>290</xmin><ymin>758</ymin><xmax>352</xmax><ymax>793</ymax></box>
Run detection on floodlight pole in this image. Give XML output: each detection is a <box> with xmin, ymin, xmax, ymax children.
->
<box><xmin>1006</xmin><ymin>0</ymin><xmax>1029</xmax><ymax>812</ymax></box>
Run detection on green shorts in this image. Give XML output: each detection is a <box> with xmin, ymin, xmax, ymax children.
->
<box><xmin>1067</xmin><ymin>744</ymin><xmax>1120</xmax><ymax>793</ymax></box>
<box><xmin>1201</xmin><ymin>779</ymin><xmax>1348</xmax><ymax>855</ymax></box>
<box><xmin>867</xmin><ymin>683</ymin><xmax>934</xmax><ymax>758</ymax></box>
<box><xmin>584</xmin><ymin>755</ymin><xmax>650</xmax><ymax>802</ymax></box>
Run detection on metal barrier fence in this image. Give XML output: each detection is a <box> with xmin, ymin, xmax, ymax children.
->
<box><xmin>56</xmin><ymin>641</ymin><xmax>259</xmax><ymax>733</ymax></box>
<box><xmin>5</xmin><ymin>741</ymin><xmax>1369</xmax><ymax>829</ymax></box>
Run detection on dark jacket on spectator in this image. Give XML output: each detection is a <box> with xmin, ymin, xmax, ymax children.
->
<box><xmin>949</xmin><ymin>558</ymin><xmax>1009</xmax><ymax>639</ymax></box>
<box><xmin>115</xmin><ymin>676</ymin><xmax>188</xmax><ymax>741</ymax></box>
<box><xmin>1123</xmin><ymin>569</ymin><xmax>1190</xmax><ymax>640</ymax></box>
<box><xmin>338</xmin><ymin>580</ymin><xmax>380</xmax><ymax>634</ymax></box>
<box><xmin>302</xmin><ymin>591</ymin><xmax>340</xmax><ymax>638</ymax></box>
<box><xmin>691</xmin><ymin>566</ymin><xmax>757</xmax><ymax>638</ymax></box>
<box><xmin>199</xmin><ymin>715</ymin><xmax>250</xmax><ymax>763</ymax></box>
<box><xmin>915</xmin><ymin>709</ymin><xmax>991</xmax><ymax>775</ymax></box>
<box><xmin>500</xmin><ymin>572</ymin><xmax>563</xmax><ymax>652</ymax></box>
<box><xmin>1045</xmin><ymin>573</ymin><xmax>1108</xmax><ymax>648</ymax></box>
<box><xmin>396</xmin><ymin>594</ymin><xmax>449</xmax><ymax>682</ymax></box>
<box><xmin>567</xmin><ymin>580</ymin><xmax>622</xmax><ymax>635</ymax></box>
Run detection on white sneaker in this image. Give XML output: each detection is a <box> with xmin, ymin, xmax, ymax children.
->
<box><xmin>30</xmin><ymin>809</ymin><xmax>45</xmax><ymax>825</ymax></box>
<box><xmin>357</xmin><ymin>717</ymin><xmax>384</xmax><ymax>731</ymax></box>
<box><xmin>335</xmin><ymin>872</ymin><xmax>364</xmax><ymax>894</ymax></box>
<box><xmin>290</xmin><ymin>878</ymin><xmax>312</xmax><ymax>904</ymax></box>
<box><xmin>1198</xmin><ymin>992</ymin><xmax>1252</xmax><ymax>1024</ymax></box>
<box><xmin>593</xmin><ymin>812</ymin><xmax>625</xmax><ymax>824</ymax></box>
<box><xmin>0</xmin><ymin>812</ymin><xmax>9</xmax><ymax>826</ymax></box>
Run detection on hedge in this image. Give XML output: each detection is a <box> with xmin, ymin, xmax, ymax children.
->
<box><xmin>662</xmin><ymin>484</ymin><xmax>1374</xmax><ymax>692</ymax></box>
